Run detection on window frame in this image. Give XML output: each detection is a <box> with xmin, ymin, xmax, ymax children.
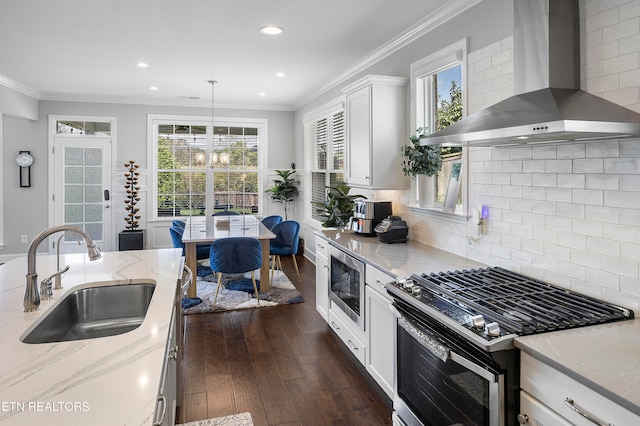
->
<box><xmin>303</xmin><ymin>99</ymin><xmax>345</xmax><ymax>229</ymax></box>
<box><xmin>410</xmin><ymin>38</ymin><xmax>468</xmax><ymax>218</ymax></box>
<box><xmin>147</xmin><ymin>114</ymin><xmax>268</xmax><ymax>221</ymax></box>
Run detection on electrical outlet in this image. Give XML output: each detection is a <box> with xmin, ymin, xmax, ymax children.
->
<box><xmin>21</xmin><ymin>235</ymin><xmax>28</xmax><ymax>244</ymax></box>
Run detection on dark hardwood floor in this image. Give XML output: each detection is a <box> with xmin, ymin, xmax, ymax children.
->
<box><xmin>178</xmin><ymin>254</ymin><xmax>393</xmax><ymax>425</ymax></box>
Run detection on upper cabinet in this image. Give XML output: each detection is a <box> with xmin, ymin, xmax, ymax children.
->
<box><xmin>342</xmin><ymin>75</ymin><xmax>407</xmax><ymax>189</ymax></box>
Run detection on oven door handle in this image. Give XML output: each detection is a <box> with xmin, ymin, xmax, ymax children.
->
<box><xmin>397</xmin><ymin>313</ymin><xmax>499</xmax><ymax>383</ymax></box>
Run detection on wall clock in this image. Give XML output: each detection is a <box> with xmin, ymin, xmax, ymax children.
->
<box><xmin>16</xmin><ymin>151</ymin><xmax>33</xmax><ymax>187</ymax></box>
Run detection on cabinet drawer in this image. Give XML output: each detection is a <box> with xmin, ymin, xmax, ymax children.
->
<box><xmin>315</xmin><ymin>239</ymin><xmax>329</xmax><ymax>258</ymax></box>
<box><xmin>521</xmin><ymin>352</ymin><xmax>640</xmax><ymax>426</ymax></box>
<box><xmin>366</xmin><ymin>264</ymin><xmax>394</xmax><ymax>297</ymax></box>
<box><xmin>329</xmin><ymin>307</ymin><xmax>366</xmax><ymax>365</ymax></box>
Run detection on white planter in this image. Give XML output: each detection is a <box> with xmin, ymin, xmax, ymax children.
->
<box><xmin>415</xmin><ymin>174</ymin><xmax>435</xmax><ymax>208</ymax></box>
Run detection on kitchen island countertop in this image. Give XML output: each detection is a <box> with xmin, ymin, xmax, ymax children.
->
<box><xmin>0</xmin><ymin>248</ymin><xmax>183</xmax><ymax>425</ymax></box>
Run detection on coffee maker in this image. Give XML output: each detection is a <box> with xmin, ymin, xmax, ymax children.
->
<box><xmin>351</xmin><ymin>201</ymin><xmax>393</xmax><ymax>236</ymax></box>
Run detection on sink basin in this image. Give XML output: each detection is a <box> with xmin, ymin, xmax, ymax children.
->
<box><xmin>21</xmin><ymin>283</ymin><xmax>155</xmax><ymax>344</ymax></box>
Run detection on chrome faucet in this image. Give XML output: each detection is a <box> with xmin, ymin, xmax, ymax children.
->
<box><xmin>24</xmin><ymin>225</ymin><xmax>102</xmax><ymax>312</ymax></box>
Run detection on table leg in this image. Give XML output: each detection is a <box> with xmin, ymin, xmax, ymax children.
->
<box><xmin>260</xmin><ymin>239</ymin><xmax>271</xmax><ymax>292</ymax></box>
<box><xmin>185</xmin><ymin>242</ymin><xmax>197</xmax><ymax>298</ymax></box>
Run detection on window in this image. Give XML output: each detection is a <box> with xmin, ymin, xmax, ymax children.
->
<box><xmin>411</xmin><ymin>39</ymin><xmax>467</xmax><ymax>215</ymax></box>
<box><xmin>150</xmin><ymin>116</ymin><xmax>265</xmax><ymax>219</ymax></box>
<box><xmin>303</xmin><ymin>102</ymin><xmax>345</xmax><ymax>225</ymax></box>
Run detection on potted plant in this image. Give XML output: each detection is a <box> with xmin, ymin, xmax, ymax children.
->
<box><xmin>313</xmin><ymin>181</ymin><xmax>366</xmax><ymax>229</ymax></box>
<box><xmin>118</xmin><ymin>160</ymin><xmax>145</xmax><ymax>250</ymax></box>
<box><xmin>266</xmin><ymin>169</ymin><xmax>299</xmax><ymax>220</ymax></box>
<box><xmin>401</xmin><ymin>127</ymin><xmax>442</xmax><ymax>207</ymax></box>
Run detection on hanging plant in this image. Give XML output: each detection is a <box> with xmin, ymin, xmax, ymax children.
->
<box><xmin>401</xmin><ymin>127</ymin><xmax>442</xmax><ymax>177</ymax></box>
<box><xmin>123</xmin><ymin>160</ymin><xmax>141</xmax><ymax>231</ymax></box>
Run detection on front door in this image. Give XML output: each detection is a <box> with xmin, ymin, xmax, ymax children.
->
<box><xmin>51</xmin><ymin>132</ymin><xmax>113</xmax><ymax>253</ymax></box>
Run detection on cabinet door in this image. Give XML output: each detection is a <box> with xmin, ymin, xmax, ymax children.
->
<box><xmin>315</xmin><ymin>250</ymin><xmax>329</xmax><ymax>321</ymax></box>
<box><xmin>365</xmin><ymin>284</ymin><xmax>395</xmax><ymax>398</ymax></box>
<box><xmin>345</xmin><ymin>85</ymin><xmax>372</xmax><ymax>187</ymax></box>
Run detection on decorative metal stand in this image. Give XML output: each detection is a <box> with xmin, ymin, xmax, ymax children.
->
<box><xmin>119</xmin><ymin>160</ymin><xmax>145</xmax><ymax>250</ymax></box>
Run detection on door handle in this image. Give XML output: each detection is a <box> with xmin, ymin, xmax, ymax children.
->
<box><xmin>104</xmin><ymin>189</ymin><xmax>110</xmax><ymax>200</ymax></box>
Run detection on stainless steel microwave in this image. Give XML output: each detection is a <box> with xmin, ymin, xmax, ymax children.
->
<box><xmin>327</xmin><ymin>244</ymin><xmax>365</xmax><ymax>331</ymax></box>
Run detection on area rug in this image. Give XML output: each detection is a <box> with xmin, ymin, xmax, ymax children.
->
<box><xmin>184</xmin><ymin>267</ymin><xmax>304</xmax><ymax>314</ymax></box>
<box><xmin>177</xmin><ymin>412</ymin><xmax>253</xmax><ymax>426</ymax></box>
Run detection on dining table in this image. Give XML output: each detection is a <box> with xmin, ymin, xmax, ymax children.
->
<box><xmin>181</xmin><ymin>215</ymin><xmax>276</xmax><ymax>298</ymax></box>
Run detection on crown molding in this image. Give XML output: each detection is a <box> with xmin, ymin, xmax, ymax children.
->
<box><xmin>0</xmin><ymin>74</ymin><xmax>41</xmax><ymax>99</ymax></box>
<box><xmin>293</xmin><ymin>0</ymin><xmax>482</xmax><ymax>110</ymax></box>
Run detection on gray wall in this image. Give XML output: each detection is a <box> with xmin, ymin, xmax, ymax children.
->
<box><xmin>2</xmin><ymin>100</ymin><xmax>294</xmax><ymax>255</ymax></box>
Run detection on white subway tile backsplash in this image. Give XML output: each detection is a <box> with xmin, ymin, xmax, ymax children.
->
<box><xmin>546</xmin><ymin>215</ymin><xmax>573</xmax><ymax>231</ymax></box>
<box><xmin>531</xmin><ymin>200</ymin><xmax>557</xmax><ymax>215</ymax></box>
<box><xmin>557</xmin><ymin>260</ymin><xmax>587</xmax><ymax>280</ymax></box>
<box><xmin>572</xmin><ymin>249</ymin><xmax>603</xmax><ymax>268</ymax></box>
<box><xmin>604</xmin><ymin>223</ymin><xmax>640</xmax><ymax>243</ymax></box>
<box><xmin>587</xmin><ymin>235</ymin><xmax>622</xmax><ymax>257</ymax></box>
<box><xmin>602</xmin><ymin>51</ymin><xmax>640</xmax><ymax>74</ymax></box>
<box><xmin>572</xmin><ymin>218</ymin><xmax>605</xmax><ymax>237</ymax></box>
<box><xmin>584</xmin><ymin>7</ymin><xmax>619</xmax><ymax>33</ymax></box>
<box><xmin>531</xmin><ymin>146</ymin><xmax>557</xmax><ymax>159</ymax></box>
<box><xmin>557</xmin><ymin>203</ymin><xmax>586</xmax><ymax>219</ymax></box>
<box><xmin>602</xmin><ymin>256</ymin><xmax>639</xmax><ymax>278</ymax></box>
<box><xmin>585</xmin><ymin>73</ymin><xmax>620</xmax><ymax>93</ymax></box>
<box><xmin>585</xmin><ymin>205</ymin><xmax>620</xmax><ymax>223</ymax></box>
<box><xmin>586</xmin><ymin>140</ymin><xmax>620</xmax><ymax>157</ymax></box>
<box><xmin>620</xmin><ymin>242</ymin><xmax>640</xmax><ymax>262</ymax></box>
<box><xmin>573</xmin><ymin>158</ymin><xmax>604</xmax><ymax>173</ymax></box>
<box><xmin>619</xmin><ymin>208</ymin><xmax>640</xmax><ymax>226</ymax></box>
<box><xmin>557</xmin><ymin>174</ymin><xmax>586</xmax><ymax>188</ymax></box>
<box><xmin>522</xmin><ymin>212</ymin><xmax>546</xmax><ymax>228</ymax></box>
<box><xmin>584</xmin><ymin>40</ymin><xmax>620</xmax><ymax>63</ymax></box>
<box><xmin>620</xmin><ymin>33</ymin><xmax>640</xmax><ymax>54</ymax></box>
<box><xmin>620</xmin><ymin>174</ymin><xmax>640</xmax><ymax>190</ymax></box>
<box><xmin>546</xmin><ymin>160</ymin><xmax>573</xmax><ymax>173</ymax></box>
<box><xmin>620</xmin><ymin>276</ymin><xmax>640</xmax><ymax>297</ymax></box>
<box><xmin>586</xmin><ymin>174</ymin><xmax>619</xmax><ymax>189</ymax></box>
<box><xmin>604</xmin><ymin>190</ymin><xmax>640</xmax><ymax>208</ymax></box>
<box><xmin>572</xmin><ymin>188</ymin><xmax>604</xmax><ymax>205</ymax></box>
<box><xmin>584</xmin><ymin>268</ymin><xmax>619</xmax><ymax>290</ymax></box>
<box><xmin>522</xmin><ymin>160</ymin><xmax>546</xmax><ymax>173</ymax></box>
<box><xmin>532</xmin><ymin>174</ymin><xmax>557</xmax><ymax>187</ymax></box>
<box><xmin>621</xmin><ymin>139</ymin><xmax>640</xmax><ymax>156</ymax></box>
<box><xmin>521</xmin><ymin>238</ymin><xmax>544</xmax><ymax>255</ymax></box>
<box><xmin>522</xmin><ymin>186</ymin><xmax>546</xmax><ymax>200</ymax></box>
<box><xmin>558</xmin><ymin>231</ymin><xmax>588</xmax><ymax>250</ymax></box>
<box><xmin>545</xmin><ymin>188</ymin><xmax>573</xmax><ymax>202</ymax></box>
<box><xmin>603</xmin><ymin>16</ymin><xmax>640</xmax><ymax>42</ymax></box>
<box><xmin>557</xmin><ymin>144</ymin><xmax>586</xmax><ymax>159</ymax></box>
<box><xmin>502</xmin><ymin>185</ymin><xmax>522</xmax><ymax>198</ymax></box>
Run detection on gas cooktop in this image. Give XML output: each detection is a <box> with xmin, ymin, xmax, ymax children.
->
<box><xmin>386</xmin><ymin>267</ymin><xmax>634</xmax><ymax>351</ymax></box>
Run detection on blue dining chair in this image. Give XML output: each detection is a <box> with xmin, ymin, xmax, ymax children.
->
<box><xmin>210</xmin><ymin>237</ymin><xmax>262</xmax><ymax>305</ymax></box>
<box><xmin>172</xmin><ymin>219</ymin><xmax>186</xmax><ymax>230</ymax></box>
<box><xmin>269</xmin><ymin>220</ymin><xmax>301</xmax><ymax>282</ymax></box>
<box><xmin>169</xmin><ymin>226</ymin><xmax>209</xmax><ymax>260</ymax></box>
<box><xmin>261</xmin><ymin>215</ymin><xmax>282</xmax><ymax>230</ymax></box>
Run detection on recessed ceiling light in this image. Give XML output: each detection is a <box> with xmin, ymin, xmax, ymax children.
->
<box><xmin>137</xmin><ymin>62</ymin><xmax>149</xmax><ymax>68</ymax></box>
<box><xmin>276</xmin><ymin>72</ymin><xmax>286</xmax><ymax>77</ymax></box>
<box><xmin>260</xmin><ymin>26</ymin><xmax>284</xmax><ymax>35</ymax></box>
<box><xmin>259</xmin><ymin>92</ymin><xmax>267</xmax><ymax>97</ymax></box>
<box><xmin>149</xmin><ymin>86</ymin><xmax>158</xmax><ymax>91</ymax></box>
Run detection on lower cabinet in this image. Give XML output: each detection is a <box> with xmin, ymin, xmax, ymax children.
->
<box><xmin>365</xmin><ymin>266</ymin><xmax>396</xmax><ymax>399</ymax></box>
<box><xmin>315</xmin><ymin>240</ymin><xmax>329</xmax><ymax>321</ymax></box>
<box><xmin>328</xmin><ymin>305</ymin><xmax>366</xmax><ymax>365</ymax></box>
<box><xmin>520</xmin><ymin>351</ymin><xmax>640</xmax><ymax>425</ymax></box>
<box><xmin>154</xmin><ymin>309</ymin><xmax>178</xmax><ymax>426</ymax></box>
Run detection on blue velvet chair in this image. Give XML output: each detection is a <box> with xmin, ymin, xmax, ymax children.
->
<box><xmin>172</xmin><ymin>219</ymin><xmax>186</xmax><ymax>230</ymax></box>
<box><xmin>269</xmin><ymin>220</ymin><xmax>301</xmax><ymax>282</ymax></box>
<box><xmin>169</xmin><ymin>226</ymin><xmax>209</xmax><ymax>260</ymax></box>
<box><xmin>210</xmin><ymin>237</ymin><xmax>262</xmax><ymax>305</ymax></box>
<box><xmin>261</xmin><ymin>215</ymin><xmax>282</xmax><ymax>230</ymax></box>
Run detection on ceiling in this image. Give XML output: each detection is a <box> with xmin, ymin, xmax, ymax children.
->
<box><xmin>0</xmin><ymin>0</ymin><xmax>478</xmax><ymax>110</ymax></box>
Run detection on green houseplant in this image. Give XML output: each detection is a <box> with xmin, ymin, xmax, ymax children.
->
<box><xmin>313</xmin><ymin>181</ymin><xmax>366</xmax><ymax>229</ymax></box>
<box><xmin>401</xmin><ymin>127</ymin><xmax>442</xmax><ymax>177</ymax></box>
<box><xmin>266</xmin><ymin>169</ymin><xmax>299</xmax><ymax>220</ymax></box>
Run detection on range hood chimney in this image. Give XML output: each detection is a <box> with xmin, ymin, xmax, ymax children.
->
<box><xmin>421</xmin><ymin>0</ymin><xmax>640</xmax><ymax>147</ymax></box>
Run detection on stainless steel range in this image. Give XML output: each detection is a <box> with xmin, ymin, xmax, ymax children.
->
<box><xmin>386</xmin><ymin>267</ymin><xmax>633</xmax><ymax>426</ymax></box>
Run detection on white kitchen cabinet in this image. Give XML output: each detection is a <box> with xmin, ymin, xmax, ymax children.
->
<box><xmin>520</xmin><ymin>351</ymin><xmax>640</xmax><ymax>426</ymax></box>
<box><xmin>365</xmin><ymin>265</ymin><xmax>396</xmax><ymax>399</ymax></box>
<box><xmin>328</xmin><ymin>304</ymin><xmax>366</xmax><ymax>366</ymax></box>
<box><xmin>154</xmin><ymin>309</ymin><xmax>178</xmax><ymax>426</ymax></box>
<box><xmin>342</xmin><ymin>75</ymin><xmax>407</xmax><ymax>189</ymax></box>
<box><xmin>315</xmin><ymin>239</ymin><xmax>330</xmax><ymax>321</ymax></box>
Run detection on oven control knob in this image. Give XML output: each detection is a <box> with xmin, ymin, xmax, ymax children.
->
<box><xmin>485</xmin><ymin>322</ymin><xmax>501</xmax><ymax>337</ymax></box>
<box><xmin>470</xmin><ymin>315</ymin><xmax>485</xmax><ymax>329</ymax></box>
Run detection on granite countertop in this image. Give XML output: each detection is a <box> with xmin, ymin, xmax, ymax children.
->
<box><xmin>515</xmin><ymin>319</ymin><xmax>640</xmax><ymax>417</ymax></box>
<box><xmin>0</xmin><ymin>248</ymin><xmax>183</xmax><ymax>425</ymax></box>
<box><xmin>315</xmin><ymin>229</ymin><xmax>485</xmax><ymax>278</ymax></box>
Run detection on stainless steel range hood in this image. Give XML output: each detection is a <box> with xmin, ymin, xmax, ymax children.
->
<box><xmin>420</xmin><ymin>0</ymin><xmax>640</xmax><ymax>147</ymax></box>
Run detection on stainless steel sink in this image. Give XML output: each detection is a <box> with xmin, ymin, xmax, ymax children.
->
<box><xmin>21</xmin><ymin>283</ymin><xmax>155</xmax><ymax>344</ymax></box>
